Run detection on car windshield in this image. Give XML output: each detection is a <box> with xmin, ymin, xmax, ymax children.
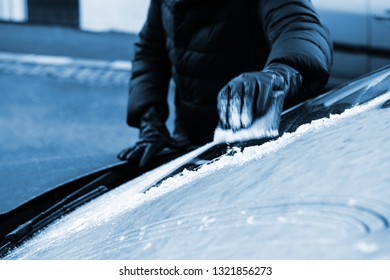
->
<box><xmin>4</xmin><ymin>90</ymin><xmax>390</xmax><ymax>260</ymax></box>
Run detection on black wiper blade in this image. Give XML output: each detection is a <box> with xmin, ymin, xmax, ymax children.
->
<box><xmin>1</xmin><ymin>185</ymin><xmax>108</xmax><ymax>256</ymax></box>
<box><xmin>0</xmin><ymin>148</ymin><xmax>191</xmax><ymax>257</ymax></box>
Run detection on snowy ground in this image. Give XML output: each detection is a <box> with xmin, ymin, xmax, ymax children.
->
<box><xmin>4</xmin><ymin>92</ymin><xmax>390</xmax><ymax>260</ymax></box>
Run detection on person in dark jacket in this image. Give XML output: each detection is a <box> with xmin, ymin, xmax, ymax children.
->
<box><xmin>118</xmin><ymin>0</ymin><xmax>333</xmax><ymax>166</ymax></box>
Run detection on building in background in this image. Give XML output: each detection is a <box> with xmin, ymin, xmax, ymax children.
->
<box><xmin>0</xmin><ymin>0</ymin><xmax>149</xmax><ymax>33</ymax></box>
<box><xmin>0</xmin><ymin>0</ymin><xmax>26</xmax><ymax>22</ymax></box>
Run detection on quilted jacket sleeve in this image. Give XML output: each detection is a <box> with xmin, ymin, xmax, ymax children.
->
<box><xmin>126</xmin><ymin>0</ymin><xmax>171</xmax><ymax>127</ymax></box>
<box><xmin>259</xmin><ymin>0</ymin><xmax>333</xmax><ymax>106</ymax></box>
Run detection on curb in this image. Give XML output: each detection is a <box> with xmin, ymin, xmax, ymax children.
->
<box><xmin>0</xmin><ymin>52</ymin><xmax>132</xmax><ymax>86</ymax></box>
<box><xmin>0</xmin><ymin>52</ymin><xmax>132</xmax><ymax>71</ymax></box>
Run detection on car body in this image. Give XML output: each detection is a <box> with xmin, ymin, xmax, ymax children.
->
<box><xmin>1</xmin><ymin>0</ymin><xmax>390</xmax><ymax>260</ymax></box>
<box><xmin>3</xmin><ymin>66</ymin><xmax>390</xmax><ymax>260</ymax></box>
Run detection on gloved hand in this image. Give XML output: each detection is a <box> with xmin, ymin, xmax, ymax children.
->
<box><xmin>118</xmin><ymin>107</ymin><xmax>173</xmax><ymax>167</ymax></box>
<box><xmin>217</xmin><ymin>63</ymin><xmax>302</xmax><ymax>131</ymax></box>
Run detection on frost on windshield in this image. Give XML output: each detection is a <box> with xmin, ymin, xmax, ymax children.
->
<box><xmin>4</xmin><ymin>92</ymin><xmax>390</xmax><ymax>260</ymax></box>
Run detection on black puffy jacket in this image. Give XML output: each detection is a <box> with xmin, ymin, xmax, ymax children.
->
<box><xmin>127</xmin><ymin>0</ymin><xmax>333</xmax><ymax>144</ymax></box>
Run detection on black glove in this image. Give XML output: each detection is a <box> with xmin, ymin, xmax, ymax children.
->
<box><xmin>118</xmin><ymin>107</ymin><xmax>172</xmax><ymax>167</ymax></box>
<box><xmin>217</xmin><ymin>63</ymin><xmax>302</xmax><ymax>131</ymax></box>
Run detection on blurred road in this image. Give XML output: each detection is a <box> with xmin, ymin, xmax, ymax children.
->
<box><xmin>0</xmin><ymin>23</ymin><xmax>137</xmax><ymax>60</ymax></box>
<box><xmin>0</xmin><ymin>23</ymin><xmax>146</xmax><ymax>213</ymax></box>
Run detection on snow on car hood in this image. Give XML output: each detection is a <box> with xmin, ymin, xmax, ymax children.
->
<box><xmin>4</xmin><ymin>92</ymin><xmax>390</xmax><ymax>260</ymax></box>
